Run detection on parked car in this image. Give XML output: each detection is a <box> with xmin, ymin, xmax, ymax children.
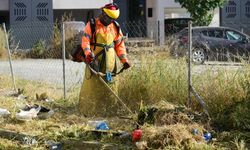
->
<box><xmin>170</xmin><ymin>26</ymin><xmax>250</xmax><ymax>64</ymax></box>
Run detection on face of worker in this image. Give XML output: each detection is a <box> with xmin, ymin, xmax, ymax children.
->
<box><xmin>100</xmin><ymin>12</ymin><xmax>114</xmax><ymax>26</ymax></box>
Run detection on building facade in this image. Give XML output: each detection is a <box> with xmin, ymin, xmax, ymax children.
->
<box><xmin>0</xmin><ymin>0</ymin><xmax>111</xmax><ymax>24</ymax></box>
<box><xmin>221</xmin><ymin>0</ymin><xmax>250</xmax><ymax>35</ymax></box>
<box><xmin>1</xmin><ymin>0</ymin><xmax>249</xmax><ymax>48</ymax></box>
<box><xmin>0</xmin><ymin>0</ymin><xmax>111</xmax><ymax>49</ymax></box>
<box><xmin>115</xmin><ymin>0</ymin><xmax>220</xmax><ymax>44</ymax></box>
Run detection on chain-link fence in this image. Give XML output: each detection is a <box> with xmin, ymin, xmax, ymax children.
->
<box><xmin>10</xmin><ymin>22</ymin><xmax>54</xmax><ymax>50</ymax></box>
<box><xmin>1</xmin><ymin>19</ymin><xmax>250</xmax><ymax>99</ymax></box>
<box><xmin>221</xmin><ymin>21</ymin><xmax>250</xmax><ymax>36</ymax></box>
<box><xmin>175</xmin><ymin>20</ymin><xmax>250</xmax><ymax>116</ymax></box>
<box><xmin>120</xmin><ymin>21</ymin><xmax>159</xmax><ymax>39</ymax></box>
<box><xmin>168</xmin><ymin>21</ymin><xmax>250</xmax><ymax>64</ymax></box>
<box><xmin>0</xmin><ymin>22</ymin><xmax>85</xmax><ymax>99</ymax></box>
<box><xmin>0</xmin><ymin>20</ymin><xmax>162</xmax><ymax>98</ymax></box>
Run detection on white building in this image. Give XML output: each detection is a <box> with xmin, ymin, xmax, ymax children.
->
<box><xmin>0</xmin><ymin>0</ymin><xmax>221</xmax><ymax>46</ymax></box>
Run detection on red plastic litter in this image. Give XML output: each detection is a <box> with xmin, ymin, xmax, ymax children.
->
<box><xmin>132</xmin><ymin>129</ymin><xmax>142</xmax><ymax>142</ymax></box>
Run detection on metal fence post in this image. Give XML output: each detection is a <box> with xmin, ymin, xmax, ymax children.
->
<box><xmin>62</xmin><ymin>22</ymin><xmax>66</xmax><ymax>99</ymax></box>
<box><xmin>188</xmin><ymin>21</ymin><xmax>192</xmax><ymax>108</ymax></box>
<box><xmin>3</xmin><ymin>23</ymin><xmax>17</xmax><ymax>92</ymax></box>
<box><xmin>157</xmin><ymin>20</ymin><xmax>160</xmax><ymax>45</ymax></box>
<box><xmin>187</xmin><ymin>21</ymin><xmax>209</xmax><ymax>116</ymax></box>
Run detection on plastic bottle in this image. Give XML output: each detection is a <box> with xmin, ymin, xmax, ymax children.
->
<box><xmin>87</xmin><ymin>121</ymin><xmax>102</xmax><ymax>128</ymax></box>
<box><xmin>96</xmin><ymin>121</ymin><xmax>109</xmax><ymax>130</ymax></box>
<box><xmin>87</xmin><ymin>121</ymin><xmax>109</xmax><ymax>130</ymax></box>
<box><xmin>0</xmin><ymin>108</ymin><xmax>11</xmax><ymax>117</ymax></box>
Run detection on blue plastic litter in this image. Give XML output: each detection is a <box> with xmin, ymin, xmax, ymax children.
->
<box><xmin>203</xmin><ymin>132</ymin><xmax>212</xmax><ymax>142</ymax></box>
<box><xmin>96</xmin><ymin>121</ymin><xmax>109</xmax><ymax>130</ymax></box>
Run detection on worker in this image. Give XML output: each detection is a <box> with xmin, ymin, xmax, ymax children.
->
<box><xmin>79</xmin><ymin>3</ymin><xmax>131</xmax><ymax>117</ymax></box>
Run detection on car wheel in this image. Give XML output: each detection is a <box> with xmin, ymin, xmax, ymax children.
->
<box><xmin>192</xmin><ymin>48</ymin><xmax>206</xmax><ymax>64</ymax></box>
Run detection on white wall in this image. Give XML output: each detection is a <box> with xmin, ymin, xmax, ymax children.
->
<box><xmin>164</xmin><ymin>8</ymin><xmax>190</xmax><ymax>18</ymax></box>
<box><xmin>159</xmin><ymin>0</ymin><xmax>182</xmax><ymax>8</ymax></box>
<box><xmin>209</xmin><ymin>8</ymin><xmax>220</xmax><ymax>27</ymax></box>
<box><xmin>53</xmin><ymin>0</ymin><xmax>112</xmax><ymax>9</ymax></box>
<box><xmin>146</xmin><ymin>0</ymin><xmax>154</xmax><ymax>21</ymax></box>
<box><xmin>146</xmin><ymin>0</ymin><xmax>184</xmax><ymax>44</ymax></box>
<box><xmin>0</xmin><ymin>0</ymin><xmax>9</xmax><ymax>11</ymax></box>
<box><xmin>0</xmin><ymin>0</ymin><xmax>112</xmax><ymax>11</ymax></box>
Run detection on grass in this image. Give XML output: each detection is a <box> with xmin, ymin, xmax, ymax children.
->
<box><xmin>118</xmin><ymin>53</ymin><xmax>188</xmax><ymax>112</ymax></box>
<box><xmin>0</xmin><ymin>53</ymin><xmax>250</xmax><ymax>149</ymax></box>
<box><xmin>119</xmin><ymin>53</ymin><xmax>250</xmax><ymax>116</ymax></box>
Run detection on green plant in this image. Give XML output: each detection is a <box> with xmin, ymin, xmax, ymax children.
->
<box><xmin>118</xmin><ymin>54</ymin><xmax>188</xmax><ymax>111</ymax></box>
<box><xmin>30</xmin><ymin>40</ymin><xmax>47</xmax><ymax>58</ymax></box>
<box><xmin>48</xmin><ymin>12</ymin><xmax>75</xmax><ymax>58</ymax></box>
<box><xmin>215</xmin><ymin>100</ymin><xmax>250</xmax><ymax>131</ymax></box>
<box><xmin>175</xmin><ymin>0</ymin><xmax>226</xmax><ymax>26</ymax></box>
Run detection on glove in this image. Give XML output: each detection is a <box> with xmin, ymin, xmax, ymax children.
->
<box><xmin>85</xmin><ymin>50</ymin><xmax>95</xmax><ymax>63</ymax></box>
<box><xmin>123</xmin><ymin>62</ymin><xmax>131</xmax><ymax>70</ymax></box>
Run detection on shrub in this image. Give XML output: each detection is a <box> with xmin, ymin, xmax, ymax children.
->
<box><xmin>215</xmin><ymin>100</ymin><xmax>250</xmax><ymax>131</ymax></box>
<box><xmin>48</xmin><ymin>12</ymin><xmax>75</xmax><ymax>59</ymax></box>
<box><xmin>18</xmin><ymin>12</ymin><xmax>76</xmax><ymax>59</ymax></box>
<box><xmin>29</xmin><ymin>40</ymin><xmax>47</xmax><ymax>58</ymax></box>
<box><xmin>0</xmin><ymin>27</ymin><xmax>7</xmax><ymax>59</ymax></box>
<box><xmin>43</xmin><ymin>23</ymin><xmax>62</xmax><ymax>58</ymax></box>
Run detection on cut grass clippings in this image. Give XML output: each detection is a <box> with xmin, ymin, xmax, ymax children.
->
<box><xmin>0</xmin><ymin>75</ymin><xmax>136</xmax><ymax>148</ymax></box>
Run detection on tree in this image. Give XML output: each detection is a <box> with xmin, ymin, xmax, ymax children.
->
<box><xmin>175</xmin><ymin>0</ymin><xmax>226</xmax><ymax>26</ymax></box>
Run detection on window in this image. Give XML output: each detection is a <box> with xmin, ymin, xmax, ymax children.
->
<box><xmin>201</xmin><ymin>30</ymin><xmax>208</xmax><ymax>36</ymax></box>
<box><xmin>225</xmin><ymin>30</ymin><xmax>244</xmax><ymax>41</ymax></box>
<box><xmin>148</xmin><ymin>8</ymin><xmax>152</xmax><ymax>17</ymax></box>
<box><xmin>215</xmin><ymin>30</ymin><xmax>224</xmax><ymax>38</ymax></box>
<box><xmin>201</xmin><ymin>29</ymin><xmax>223</xmax><ymax>38</ymax></box>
